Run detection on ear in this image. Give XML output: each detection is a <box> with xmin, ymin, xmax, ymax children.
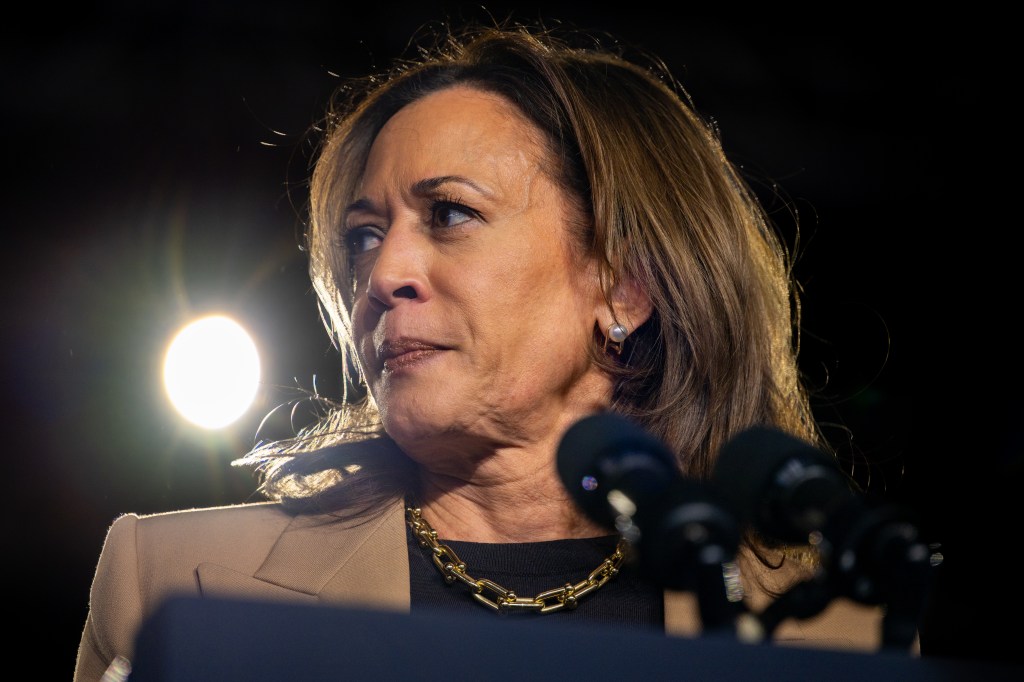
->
<box><xmin>595</xmin><ymin>274</ymin><xmax>654</xmax><ymax>344</ymax></box>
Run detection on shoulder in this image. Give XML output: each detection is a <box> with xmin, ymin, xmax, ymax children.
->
<box><xmin>83</xmin><ymin>501</ymin><xmax>297</xmax><ymax>675</ymax></box>
<box><xmin>108</xmin><ymin>501</ymin><xmax>304</xmax><ymax>574</ymax></box>
<box><xmin>81</xmin><ymin>500</ymin><xmax>407</xmax><ymax>680</ymax></box>
<box><xmin>100</xmin><ymin>502</ymin><xmax>292</xmax><ymax>562</ymax></box>
<box><xmin>105</xmin><ymin>499</ymin><xmax>407</xmax><ymax>576</ymax></box>
<box><xmin>96</xmin><ymin>501</ymin><xmax>296</xmax><ymax>579</ymax></box>
<box><xmin>117</xmin><ymin>500</ymin><xmax>295</xmax><ymax>534</ymax></box>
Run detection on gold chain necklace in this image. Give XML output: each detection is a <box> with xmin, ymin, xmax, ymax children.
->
<box><xmin>406</xmin><ymin>506</ymin><xmax>628</xmax><ymax>614</ymax></box>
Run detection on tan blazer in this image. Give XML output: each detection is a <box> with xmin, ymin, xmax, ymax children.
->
<box><xmin>74</xmin><ymin>499</ymin><xmax>886</xmax><ymax>681</ymax></box>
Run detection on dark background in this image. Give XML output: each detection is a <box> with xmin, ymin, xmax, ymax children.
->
<box><xmin>5</xmin><ymin>3</ymin><xmax>1015</xmax><ymax>678</ymax></box>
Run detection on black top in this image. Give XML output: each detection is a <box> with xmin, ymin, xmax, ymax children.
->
<box><xmin>406</xmin><ymin>520</ymin><xmax>664</xmax><ymax>631</ymax></box>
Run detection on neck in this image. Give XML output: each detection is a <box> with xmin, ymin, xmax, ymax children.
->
<box><xmin>413</xmin><ymin>463</ymin><xmax>611</xmax><ymax>542</ymax></box>
<box><xmin>397</xmin><ymin>395</ymin><xmax>616</xmax><ymax>542</ymax></box>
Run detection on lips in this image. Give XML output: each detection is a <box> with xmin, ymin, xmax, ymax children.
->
<box><xmin>377</xmin><ymin>338</ymin><xmax>447</xmax><ymax>372</ymax></box>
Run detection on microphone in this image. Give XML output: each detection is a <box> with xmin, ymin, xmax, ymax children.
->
<box><xmin>557</xmin><ymin>412</ymin><xmax>745</xmax><ymax>634</ymax></box>
<box><xmin>557</xmin><ymin>410</ymin><xmax>680</xmax><ymax>539</ymax></box>
<box><xmin>711</xmin><ymin>426</ymin><xmax>858</xmax><ymax>547</ymax></box>
<box><xmin>711</xmin><ymin>426</ymin><xmax>935</xmax><ymax>649</ymax></box>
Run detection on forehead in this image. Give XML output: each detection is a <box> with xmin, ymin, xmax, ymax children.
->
<box><xmin>361</xmin><ymin>85</ymin><xmax>550</xmax><ymax>189</ymax></box>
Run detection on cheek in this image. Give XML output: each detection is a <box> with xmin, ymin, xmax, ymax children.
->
<box><xmin>493</xmin><ymin>257</ymin><xmax>598</xmax><ymax>352</ymax></box>
<box><xmin>519</xmin><ymin>246</ymin><xmax>597</xmax><ymax>319</ymax></box>
<box><xmin>495</xmin><ymin>235</ymin><xmax>584</xmax><ymax>298</ymax></box>
<box><xmin>347</xmin><ymin>297</ymin><xmax>376</xmax><ymax>367</ymax></box>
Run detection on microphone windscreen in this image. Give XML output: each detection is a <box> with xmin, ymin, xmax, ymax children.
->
<box><xmin>556</xmin><ymin>412</ymin><xmax>679</xmax><ymax>527</ymax></box>
<box><xmin>712</xmin><ymin>426</ymin><xmax>852</xmax><ymax>543</ymax></box>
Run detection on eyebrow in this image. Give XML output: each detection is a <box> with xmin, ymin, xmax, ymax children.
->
<box><xmin>411</xmin><ymin>175</ymin><xmax>491</xmax><ymax>197</ymax></box>
<box><xmin>343</xmin><ymin>175</ymin><xmax>492</xmax><ymax>218</ymax></box>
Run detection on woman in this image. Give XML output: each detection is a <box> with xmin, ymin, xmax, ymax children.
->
<box><xmin>74</xmin><ymin>21</ymin><xmax>886</xmax><ymax>681</ymax></box>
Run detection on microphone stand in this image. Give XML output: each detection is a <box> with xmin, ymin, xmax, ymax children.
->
<box><xmin>633</xmin><ymin>478</ymin><xmax>749</xmax><ymax>639</ymax></box>
<box><xmin>751</xmin><ymin>572</ymin><xmax>835</xmax><ymax>642</ymax></box>
<box><xmin>828</xmin><ymin>502</ymin><xmax>935</xmax><ymax>651</ymax></box>
<box><xmin>745</xmin><ymin>502</ymin><xmax>936</xmax><ymax>653</ymax></box>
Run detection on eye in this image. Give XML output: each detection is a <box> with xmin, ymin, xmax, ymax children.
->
<box><xmin>430</xmin><ymin>199</ymin><xmax>480</xmax><ymax>229</ymax></box>
<box><xmin>345</xmin><ymin>226</ymin><xmax>384</xmax><ymax>255</ymax></box>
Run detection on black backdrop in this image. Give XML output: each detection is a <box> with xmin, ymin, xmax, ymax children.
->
<box><xmin>4</xmin><ymin>3</ymin><xmax>1015</xmax><ymax>677</ymax></box>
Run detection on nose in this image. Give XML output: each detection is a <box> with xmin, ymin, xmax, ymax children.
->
<box><xmin>365</xmin><ymin>223</ymin><xmax>427</xmax><ymax>312</ymax></box>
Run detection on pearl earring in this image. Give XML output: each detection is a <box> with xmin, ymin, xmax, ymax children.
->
<box><xmin>604</xmin><ymin>322</ymin><xmax>628</xmax><ymax>355</ymax></box>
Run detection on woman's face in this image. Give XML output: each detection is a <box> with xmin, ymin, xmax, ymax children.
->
<box><xmin>344</xmin><ymin>85</ymin><xmax>611</xmax><ymax>463</ymax></box>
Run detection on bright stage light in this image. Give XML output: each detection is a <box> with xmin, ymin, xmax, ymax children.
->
<box><xmin>163</xmin><ymin>315</ymin><xmax>261</xmax><ymax>429</ymax></box>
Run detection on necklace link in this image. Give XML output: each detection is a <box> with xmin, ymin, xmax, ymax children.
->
<box><xmin>407</xmin><ymin>506</ymin><xmax>627</xmax><ymax>614</ymax></box>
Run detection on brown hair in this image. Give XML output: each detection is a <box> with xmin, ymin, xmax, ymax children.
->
<box><xmin>236</xmin><ymin>20</ymin><xmax>821</xmax><ymax>526</ymax></box>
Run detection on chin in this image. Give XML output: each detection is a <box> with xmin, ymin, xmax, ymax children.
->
<box><xmin>381</xmin><ymin>407</ymin><xmax>494</xmax><ymax>463</ymax></box>
<box><xmin>379</xmin><ymin>408</ymin><xmax>449</xmax><ymax>448</ymax></box>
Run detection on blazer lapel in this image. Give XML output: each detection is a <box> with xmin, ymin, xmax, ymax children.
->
<box><xmin>315</xmin><ymin>501</ymin><xmax>410</xmax><ymax>610</ymax></box>
<box><xmin>196</xmin><ymin>562</ymin><xmax>320</xmax><ymax>605</ymax></box>
<box><xmin>195</xmin><ymin>499</ymin><xmax>410</xmax><ymax>611</ymax></box>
